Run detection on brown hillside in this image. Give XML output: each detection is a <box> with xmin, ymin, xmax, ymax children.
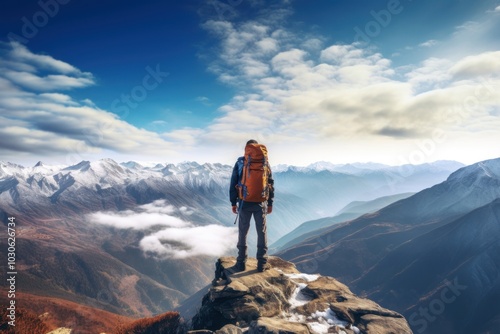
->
<box><xmin>0</xmin><ymin>290</ymin><xmax>134</xmax><ymax>334</ymax></box>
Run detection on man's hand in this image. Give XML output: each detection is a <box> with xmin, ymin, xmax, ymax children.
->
<box><xmin>267</xmin><ymin>206</ymin><xmax>273</xmax><ymax>214</ymax></box>
<box><xmin>232</xmin><ymin>206</ymin><xmax>238</xmax><ymax>214</ymax></box>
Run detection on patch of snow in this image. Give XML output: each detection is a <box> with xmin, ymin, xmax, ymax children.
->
<box><xmin>285</xmin><ymin>312</ymin><xmax>306</xmax><ymax>323</ymax></box>
<box><xmin>289</xmin><ymin>283</ymin><xmax>312</xmax><ymax>308</ymax></box>
<box><xmin>286</xmin><ymin>306</ymin><xmax>361</xmax><ymax>334</ymax></box>
<box><xmin>285</xmin><ymin>272</ymin><xmax>320</xmax><ymax>309</ymax></box>
<box><xmin>308</xmin><ymin>308</ymin><xmax>361</xmax><ymax>334</ymax></box>
<box><xmin>286</xmin><ymin>273</ymin><xmax>320</xmax><ymax>282</ymax></box>
<box><xmin>308</xmin><ymin>308</ymin><xmax>350</xmax><ymax>334</ymax></box>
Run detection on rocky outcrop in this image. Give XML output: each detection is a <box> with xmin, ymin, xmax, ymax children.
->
<box><xmin>190</xmin><ymin>256</ymin><xmax>412</xmax><ymax>334</ymax></box>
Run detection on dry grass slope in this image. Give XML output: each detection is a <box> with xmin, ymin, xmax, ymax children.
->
<box><xmin>114</xmin><ymin>312</ymin><xmax>182</xmax><ymax>334</ymax></box>
<box><xmin>0</xmin><ymin>307</ymin><xmax>50</xmax><ymax>334</ymax></box>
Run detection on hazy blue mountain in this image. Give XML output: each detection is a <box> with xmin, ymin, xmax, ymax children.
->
<box><xmin>359</xmin><ymin>198</ymin><xmax>500</xmax><ymax>334</ymax></box>
<box><xmin>270</xmin><ymin>192</ymin><xmax>415</xmax><ymax>252</ymax></box>
<box><xmin>277</xmin><ymin>157</ymin><xmax>500</xmax><ymax>334</ymax></box>
<box><xmin>337</xmin><ymin>192</ymin><xmax>415</xmax><ymax>216</ymax></box>
<box><xmin>273</xmin><ymin>160</ymin><xmax>464</xmax><ymax>217</ymax></box>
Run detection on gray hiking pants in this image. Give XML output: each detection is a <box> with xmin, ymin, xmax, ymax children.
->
<box><xmin>237</xmin><ymin>202</ymin><xmax>268</xmax><ymax>265</ymax></box>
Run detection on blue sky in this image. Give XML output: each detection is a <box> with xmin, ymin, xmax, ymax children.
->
<box><xmin>1</xmin><ymin>0</ymin><xmax>499</xmax><ymax>166</ymax></box>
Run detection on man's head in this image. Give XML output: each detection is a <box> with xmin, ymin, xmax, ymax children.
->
<box><xmin>246</xmin><ymin>139</ymin><xmax>258</xmax><ymax>146</ymax></box>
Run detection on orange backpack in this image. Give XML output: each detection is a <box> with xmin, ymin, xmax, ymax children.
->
<box><xmin>237</xmin><ymin>143</ymin><xmax>272</xmax><ymax>202</ymax></box>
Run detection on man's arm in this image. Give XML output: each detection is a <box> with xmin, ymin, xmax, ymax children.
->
<box><xmin>229</xmin><ymin>161</ymin><xmax>239</xmax><ymax>207</ymax></box>
<box><xmin>267</xmin><ymin>168</ymin><xmax>274</xmax><ymax>209</ymax></box>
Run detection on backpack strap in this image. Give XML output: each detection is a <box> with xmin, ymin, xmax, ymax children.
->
<box><xmin>236</xmin><ymin>156</ymin><xmax>244</xmax><ymax>178</ymax></box>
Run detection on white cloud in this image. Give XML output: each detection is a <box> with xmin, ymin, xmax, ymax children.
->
<box><xmin>3</xmin><ymin>3</ymin><xmax>500</xmax><ymax>166</ymax></box>
<box><xmin>88</xmin><ymin>200</ymin><xmax>237</xmax><ymax>259</ymax></box>
<box><xmin>439</xmin><ymin>16</ymin><xmax>500</xmax><ymax>60</ymax></box>
<box><xmin>196</xmin><ymin>96</ymin><xmax>212</xmax><ymax>106</ymax></box>
<box><xmin>449</xmin><ymin>51</ymin><xmax>500</xmax><ymax>78</ymax></box>
<box><xmin>190</xmin><ymin>7</ymin><xmax>500</xmax><ymax>165</ymax></box>
<box><xmin>320</xmin><ymin>44</ymin><xmax>355</xmax><ymax>64</ymax></box>
<box><xmin>3</xmin><ymin>70</ymin><xmax>94</xmax><ymax>91</ymax></box>
<box><xmin>419</xmin><ymin>39</ymin><xmax>440</xmax><ymax>48</ymax></box>
<box><xmin>81</xmin><ymin>98</ymin><xmax>97</xmax><ymax>107</ymax></box>
<box><xmin>151</xmin><ymin>120</ymin><xmax>168</xmax><ymax>126</ymax></box>
<box><xmin>140</xmin><ymin>225</ymin><xmax>236</xmax><ymax>259</ymax></box>
<box><xmin>1</xmin><ymin>42</ymin><xmax>94</xmax><ymax>91</ymax></box>
<box><xmin>39</xmin><ymin>93</ymin><xmax>78</xmax><ymax>105</ymax></box>
<box><xmin>406</xmin><ymin>58</ymin><xmax>454</xmax><ymax>87</ymax></box>
<box><xmin>302</xmin><ymin>38</ymin><xmax>323</xmax><ymax>51</ymax></box>
<box><xmin>0</xmin><ymin>125</ymin><xmax>97</xmax><ymax>156</ymax></box>
<box><xmin>8</xmin><ymin>42</ymin><xmax>84</xmax><ymax>74</ymax></box>
<box><xmin>0</xmin><ymin>42</ymin><xmax>177</xmax><ymax>162</ymax></box>
<box><xmin>256</xmin><ymin>37</ymin><xmax>279</xmax><ymax>53</ymax></box>
<box><xmin>163</xmin><ymin>128</ymin><xmax>204</xmax><ymax>146</ymax></box>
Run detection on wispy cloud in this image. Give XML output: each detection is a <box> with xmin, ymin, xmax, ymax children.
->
<box><xmin>449</xmin><ymin>51</ymin><xmax>500</xmax><ymax>79</ymax></box>
<box><xmin>88</xmin><ymin>200</ymin><xmax>237</xmax><ymax>259</ymax></box>
<box><xmin>3</xmin><ymin>70</ymin><xmax>94</xmax><ymax>91</ymax></box>
<box><xmin>487</xmin><ymin>5</ymin><xmax>500</xmax><ymax>13</ymax></box>
<box><xmin>1</xmin><ymin>42</ymin><xmax>94</xmax><ymax>91</ymax></box>
<box><xmin>9</xmin><ymin>42</ymin><xmax>85</xmax><ymax>74</ymax></box>
<box><xmin>2</xmin><ymin>2</ymin><xmax>500</xmax><ymax>165</ymax></box>
<box><xmin>196</xmin><ymin>96</ymin><xmax>212</xmax><ymax>106</ymax></box>
<box><xmin>419</xmin><ymin>39</ymin><xmax>440</xmax><ymax>48</ymax></box>
<box><xmin>200</xmin><ymin>18</ymin><xmax>499</xmax><ymax>141</ymax></box>
<box><xmin>151</xmin><ymin>120</ymin><xmax>168</xmax><ymax>126</ymax></box>
<box><xmin>0</xmin><ymin>42</ymin><xmax>176</xmax><ymax>162</ymax></box>
<box><xmin>184</xmin><ymin>3</ymin><xmax>500</xmax><ymax>164</ymax></box>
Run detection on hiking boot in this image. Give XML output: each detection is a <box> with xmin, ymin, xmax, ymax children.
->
<box><xmin>257</xmin><ymin>263</ymin><xmax>271</xmax><ymax>272</ymax></box>
<box><xmin>234</xmin><ymin>261</ymin><xmax>246</xmax><ymax>272</ymax></box>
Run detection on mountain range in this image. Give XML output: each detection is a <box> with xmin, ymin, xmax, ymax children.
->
<box><xmin>0</xmin><ymin>157</ymin><xmax>465</xmax><ymax>332</ymax></box>
<box><xmin>270</xmin><ymin>192</ymin><xmax>415</xmax><ymax>252</ymax></box>
<box><xmin>0</xmin><ymin>158</ymin><xmax>461</xmax><ymax>249</ymax></box>
<box><xmin>277</xmin><ymin>158</ymin><xmax>500</xmax><ymax>334</ymax></box>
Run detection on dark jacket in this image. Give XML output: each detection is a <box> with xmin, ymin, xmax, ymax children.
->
<box><xmin>229</xmin><ymin>156</ymin><xmax>274</xmax><ymax>207</ymax></box>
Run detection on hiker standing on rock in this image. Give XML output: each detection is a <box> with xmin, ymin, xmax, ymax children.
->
<box><xmin>230</xmin><ymin>139</ymin><xmax>274</xmax><ymax>272</ymax></box>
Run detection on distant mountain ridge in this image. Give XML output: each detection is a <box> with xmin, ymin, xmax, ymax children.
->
<box><xmin>277</xmin><ymin>157</ymin><xmax>500</xmax><ymax>334</ymax></box>
<box><xmin>0</xmin><ymin>158</ymin><xmax>464</xmax><ymax>241</ymax></box>
<box><xmin>273</xmin><ymin>160</ymin><xmax>463</xmax><ymax>174</ymax></box>
<box><xmin>0</xmin><ymin>158</ymin><xmax>464</xmax><ymax>176</ymax></box>
<box><xmin>271</xmin><ymin>192</ymin><xmax>415</xmax><ymax>252</ymax></box>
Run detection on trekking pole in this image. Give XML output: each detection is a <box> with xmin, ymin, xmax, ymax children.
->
<box><xmin>234</xmin><ymin>201</ymin><xmax>243</xmax><ymax>224</ymax></box>
<box><xmin>262</xmin><ymin>201</ymin><xmax>268</xmax><ymax>221</ymax></box>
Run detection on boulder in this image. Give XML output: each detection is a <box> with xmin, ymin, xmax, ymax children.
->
<box><xmin>216</xmin><ymin>324</ymin><xmax>244</xmax><ymax>334</ymax></box>
<box><xmin>191</xmin><ymin>256</ymin><xmax>413</xmax><ymax>334</ymax></box>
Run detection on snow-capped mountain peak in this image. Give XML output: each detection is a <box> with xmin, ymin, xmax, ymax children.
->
<box><xmin>0</xmin><ymin>161</ymin><xmax>25</xmax><ymax>178</ymax></box>
<box><xmin>447</xmin><ymin>158</ymin><xmax>500</xmax><ymax>182</ymax></box>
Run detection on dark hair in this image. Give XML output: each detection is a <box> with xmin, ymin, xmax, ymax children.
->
<box><xmin>246</xmin><ymin>139</ymin><xmax>258</xmax><ymax>145</ymax></box>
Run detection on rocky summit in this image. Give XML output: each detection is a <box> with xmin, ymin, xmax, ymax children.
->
<box><xmin>190</xmin><ymin>256</ymin><xmax>412</xmax><ymax>334</ymax></box>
